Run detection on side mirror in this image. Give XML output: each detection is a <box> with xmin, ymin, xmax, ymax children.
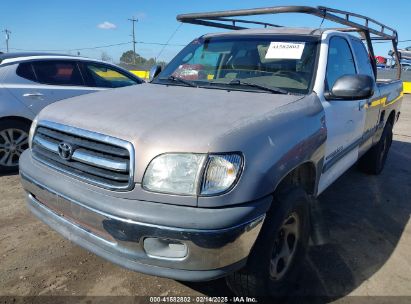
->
<box><xmin>149</xmin><ymin>65</ymin><xmax>162</xmax><ymax>82</ymax></box>
<box><xmin>325</xmin><ymin>74</ymin><xmax>375</xmax><ymax>100</ymax></box>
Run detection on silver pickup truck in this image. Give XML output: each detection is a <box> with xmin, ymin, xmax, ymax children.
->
<box><xmin>19</xmin><ymin>6</ymin><xmax>403</xmax><ymax>296</ymax></box>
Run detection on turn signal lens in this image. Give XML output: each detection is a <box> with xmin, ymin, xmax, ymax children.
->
<box><xmin>201</xmin><ymin>154</ymin><xmax>242</xmax><ymax>195</ymax></box>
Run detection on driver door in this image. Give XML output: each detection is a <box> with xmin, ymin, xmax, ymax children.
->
<box><xmin>317</xmin><ymin>36</ymin><xmax>367</xmax><ymax>194</ymax></box>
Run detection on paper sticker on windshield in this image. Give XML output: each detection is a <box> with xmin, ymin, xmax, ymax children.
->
<box><xmin>265</xmin><ymin>42</ymin><xmax>305</xmax><ymax>59</ymax></box>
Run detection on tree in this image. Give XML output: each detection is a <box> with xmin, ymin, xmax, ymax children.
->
<box><xmin>100</xmin><ymin>51</ymin><xmax>112</xmax><ymax>62</ymax></box>
<box><xmin>120</xmin><ymin>50</ymin><xmax>145</xmax><ymax>65</ymax></box>
<box><xmin>146</xmin><ymin>57</ymin><xmax>156</xmax><ymax>66</ymax></box>
<box><xmin>119</xmin><ymin>51</ymin><xmax>168</xmax><ymax>68</ymax></box>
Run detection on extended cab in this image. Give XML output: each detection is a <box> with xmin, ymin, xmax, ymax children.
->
<box><xmin>19</xmin><ymin>6</ymin><xmax>403</xmax><ymax>296</ymax></box>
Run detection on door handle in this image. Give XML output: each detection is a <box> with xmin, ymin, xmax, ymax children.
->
<box><xmin>23</xmin><ymin>92</ymin><xmax>44</xmax><ymax>98</ymax></box>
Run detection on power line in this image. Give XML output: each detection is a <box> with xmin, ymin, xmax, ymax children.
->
<box><xmin>9</xmin><ymin>40</ymin><xmax>186</xmax><ymax>53</ymax></box>
<box><xmin>8</xmin><ymin>37</ymin><xmax>410</xmax><ymax>53</ymax></box>
<box><xmin>156</xmin><ymin>23</ymin><xmax>183</xmax><ymax>61</ymax></box>
<box><xmin>137</xmin><ymin>41</ymin><xmax>186</xmax><ymax>47</ymax></box>
<box><xmin>10</xmin><ymin>42</ymin><xmax>133</xmax><ymax>52</ymax></box>
<box><xmin>374</xmin><ymin>39</ymin><xmax>411</xmax><ymax>44</ymax></box>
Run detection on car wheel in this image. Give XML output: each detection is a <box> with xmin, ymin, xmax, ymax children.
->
<box><xmin>226</xmin><ymin>186</ymin><xmax>310</xmax><ymax>296</ymax></box>
<box><xmin>358</xmin><ymin>121</ymin><xmax>393</xmax><ymax>175</ymax></box>
<box><xmin>0</xmin><ymin>119</ymin><xmax>31</xmax><ymax>174</ymax></box>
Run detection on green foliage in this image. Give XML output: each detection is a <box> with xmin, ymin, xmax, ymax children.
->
<box><xmin>119</xmin><ymin>50</ymin><xmax>168</xmax><ymax>70</ymax></box>
<box><xmin>120</xmin><ymin>50</ymin><xmax>155</xmax><ymax>65</ymax></box>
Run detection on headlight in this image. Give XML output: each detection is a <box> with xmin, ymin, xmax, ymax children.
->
<box><xmin>28</xmin><ymin>116</ymin><xmax>39</xmax><ymax>149</ymax></box>
<box><xmin>142</xmin><ymin>153</ymin><xmax>243</xmax><ymax>196</ymax></box>
<box><xmin>143</xmin><ymin>153</ymin><xmax>206</xmax><ymax>195</ymax></box>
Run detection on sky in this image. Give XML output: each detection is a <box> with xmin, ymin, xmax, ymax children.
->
<box><xmin>1</xmin><ymin>0</ymin><xmax>411</xmax><ymax>63</ymax></box>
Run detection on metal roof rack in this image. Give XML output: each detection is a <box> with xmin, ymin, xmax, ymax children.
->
<box><xmin>177</xmin><ymin>6</ymin><xmax>401</xmax><ymax>78</ymax></box>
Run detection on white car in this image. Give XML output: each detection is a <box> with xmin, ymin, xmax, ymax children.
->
<box><xmin>398</xmin><ymin>46</ymin><xmax>411</xmax><ymax>60</ymax></box>
<box><xmin>0</xmin><ymin>53</ymin><xmax>143</xmax><ymax>173</ymax></box>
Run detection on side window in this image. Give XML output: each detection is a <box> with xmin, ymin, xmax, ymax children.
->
<box><xmin>84</xmin><ymin>63</ymin><xmax>138</xmax><ymax>88</ymax></box>
<box><xmin>326</xmin><ymin>37</ymin><xmax>356</xmax><ymax>90</ymax></box>
<box><xmin>31</xmin><ymin>61</ymin><xmax>84</xmax><ymax>86</ymax></box>
<box><xmin>351</xmin><ymin>39</ymin><xmax>374</xmax><ymax>78</ymax></box>
<box><xmin>16</xmin><ymin>62</ymin><xmax>36</xmax><ymax>82</ymax></box>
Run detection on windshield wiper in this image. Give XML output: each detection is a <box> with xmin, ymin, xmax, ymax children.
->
<box><xmin>228</xmin><ymin>79</ymin><xmax>289</xmax><ymax>94</ymax></box>
<box><xmin>163</xmin><ymin>75</ymin><xmax>197</xmax><ymax>88</ymax></box>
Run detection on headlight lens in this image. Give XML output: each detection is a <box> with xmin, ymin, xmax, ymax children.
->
<box><xmin>142</xmin><ymin>153</ymin><xmax>243</xmax><ymax>196</ymax></box>
<box><xmin>143</xmin><ymin>153</ymin><xmax>206</xmax><ymax>195</ymax></box>
<box><xmin>201</xmin><ymin>154</ymin><xmax>242</xmax><ymax>195</ymax></box>
<box><xmin>28</xmin><ymin>116</ymin><xmax>39</xmax><ymax>149</ymax></box>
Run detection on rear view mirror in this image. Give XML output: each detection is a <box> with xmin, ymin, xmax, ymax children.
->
<box><xmin>149</xmin><ymin>65</ymin><xmax>162</xmax><ymax>82</ymax></box>
<box><xmin>326</xmin><ymin>74</ymin><xmax>375</xmax><ymax>100</ymax></box>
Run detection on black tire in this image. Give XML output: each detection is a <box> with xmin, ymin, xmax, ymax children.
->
<box><xmin>226</xmin><ymin>186</ymin><xmax>310</xmax><ymax>297</ymax></box>
<box><xmin>358</xmin><ymin>121</ymin><xmax>393</xmax><ymax>175</ymax></box>
<box><xmin>0</xmin><ymin>119</ymin><xmax>31</xmax><ymax>174</ymax></box>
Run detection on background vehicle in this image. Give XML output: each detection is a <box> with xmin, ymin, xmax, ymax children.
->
<box><xmin>375</xmin><ymin>55</ymin><xmax>387</xmax><ymax>64</ymax></box>
<box><xmin>0</xmin><ymin>53</ymin><xmax>143</xmax><ymax>173</ymax></box>
<box><xmin>19</xmin><ymin>6</ymin><xmax>403</xmax><ymax>297</ymax></box>
<box><xmin>400</xmin><ymin>60</ymin><xmax>411</xmax><ymax>70</ymax></box>
<box><xmin>398</xmin><ymin>46</ymin><xmax>411</xmax><ymax>60</ymax></box>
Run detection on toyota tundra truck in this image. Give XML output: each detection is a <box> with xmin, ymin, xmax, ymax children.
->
<box><xmin>19</xmin><ymin>6</ymin><xmax>403</xmax><ymax>296</ymax></box>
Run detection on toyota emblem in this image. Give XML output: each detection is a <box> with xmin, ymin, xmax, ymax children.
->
<box><xmin>58</xmin><ymin>142</ymin><xmax>74</xmax><ymax>160</ymax></box>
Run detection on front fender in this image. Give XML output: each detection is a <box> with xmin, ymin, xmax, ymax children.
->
<box><xmin>198</xmin><ymin>93</ymin><xmax>326</xmax><ymax>207</ymax></box>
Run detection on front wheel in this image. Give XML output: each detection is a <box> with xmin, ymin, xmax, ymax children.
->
<box><xmin>0</xmin><ymin>119</ymin><xmax>31</xmax><ymax>174</ymax></box>
<box><xmin>226</xmin><ymin>186</ymin><xmax>310</xmax><ymax>296</ymax></box>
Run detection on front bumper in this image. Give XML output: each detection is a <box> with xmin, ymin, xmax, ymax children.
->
<box><xmin>20</xmin><ymin>155</ymin><xmax>269</xmax><ymax>281</ymax></box>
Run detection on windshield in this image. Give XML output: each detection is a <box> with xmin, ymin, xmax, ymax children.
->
<box><xmin>155</xmin><ymin>35</ymin><xmax>319</xmax><ymax>94</ymax></box>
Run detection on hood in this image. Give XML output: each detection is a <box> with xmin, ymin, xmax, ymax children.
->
<box><xmin>38</xmin><ymin>83</ymin><xmax>303</xmax><ymax>179</ymax></box>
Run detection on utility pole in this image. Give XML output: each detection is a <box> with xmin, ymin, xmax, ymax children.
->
<box><xmin>128</xmin><ymin>17</ymin><xmax>137</xmax><ymax>64</ymax></box>
<box><xmin>3</xmin><ymin>29</ymin><xmax>11</xmax><ymax>53</ymax></box>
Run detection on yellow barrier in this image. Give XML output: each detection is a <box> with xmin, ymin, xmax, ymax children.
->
<box><xmin>403</xmin><ymin>82</ymin><xmax>411</xmax><ymax>94</ymax></box>
<box><xmin>130</xmin><ymin>70</ymin><xmax>150</xmax><ymax>79</ymax></box>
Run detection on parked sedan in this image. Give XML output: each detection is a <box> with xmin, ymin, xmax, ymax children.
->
<box><xmin>0</xmin><ymin>53</ymin><xmax>143</xmax><ymax>173</ymax></box>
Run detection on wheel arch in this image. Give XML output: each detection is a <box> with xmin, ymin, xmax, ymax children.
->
<box><xmin>387</xmin><ymin>109</ymin><xmax>396</xmax><ymax>127</ymax></box>
<box><xmin>0</xmin><ymin>116</ymin><xmax>33</xmax><ymax>127</ymax></box>
<box><xmin>274</xmin><ymin>161</ymin><xmax>317</xmax><ymax>196</ymax></box>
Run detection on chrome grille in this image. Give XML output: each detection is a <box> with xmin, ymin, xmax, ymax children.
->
<box><xmin>32</xmin><ymin>121</ymin><xmax>134</xmax><ymax>191</ymax></box>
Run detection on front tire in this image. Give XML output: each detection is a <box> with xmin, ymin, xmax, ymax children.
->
<box><xmin>358</xmin><ymin>121</ymin><xmax>393</xmax><ymax>175</ymax></box>
<box><xmin>0</xmin><ymin>119</ymin><xmax>31</xmax><ymax>174</ymax></box>
<box><xmin>226</xmin><ymin>186</ymin><xmax>310</xmax><ymax>296</ymax></box>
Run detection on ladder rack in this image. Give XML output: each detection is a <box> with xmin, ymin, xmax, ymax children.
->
<box><xmin>177</xmin><ymin>6</ymin><xmax>401</xmax><ymax>78</ymax></box>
